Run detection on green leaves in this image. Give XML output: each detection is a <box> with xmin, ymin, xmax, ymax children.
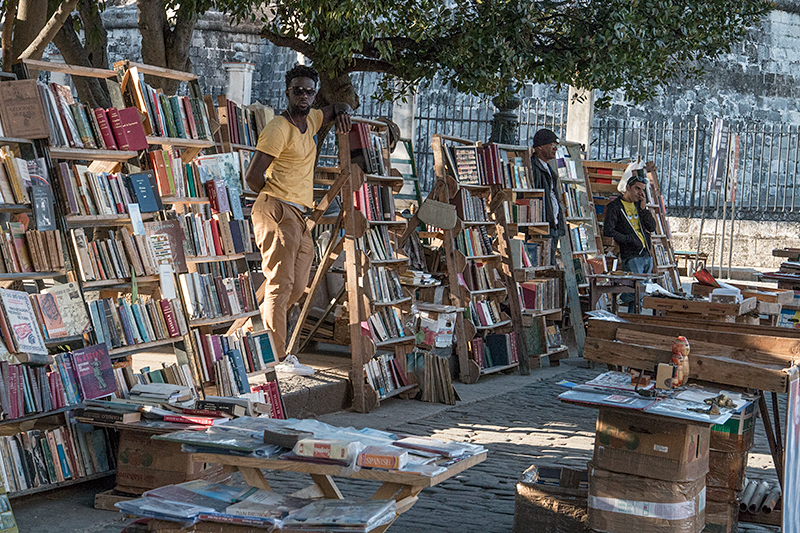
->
<box><xmin>214</xmin><ymin>0</ymin><xmax>771</xmax><ymax>105</ymax></box>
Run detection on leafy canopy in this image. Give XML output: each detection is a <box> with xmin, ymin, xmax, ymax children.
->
<box><xmin>221</xmin><ymin>0</ymin><xmax>772</xmax><ymax>104</ymax></box>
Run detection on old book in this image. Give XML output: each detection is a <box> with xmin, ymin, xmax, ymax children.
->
<box><xmin>41</xmin><ymin>282</ymin><xmax>91</xmax><ymax>337</ymax></box>
<box><xmin>69</xmin><ymin>344</ymin><xmax>115</xmax><ymax>400</ymax></box>
<box><xmin>0</xmin><ymin>289</ymin><xmax>46</xmax><ymax>355</ymax></box>
<box><xmin>125</xmin><ymin>171</ymin><xmax>162</xmax><ymax>213</ymax></box>
<box><xmin>144</xmin><ymin>219</ymin><xmax>187</xmax><ymax>273</ymax></box>
<box><xmin>32</xmin><ymin>293</ymin><xmax>67</xmax><ymax>339</ymax></box>
<box><xmin>116</xmin><ymin>106</ymin><xmax>149</xmax><ymax>151</ymax></box>
<box><xmin>0</xmin><ymin>79</ymin><xmax>49</xmax><ymax>139</ymax></box>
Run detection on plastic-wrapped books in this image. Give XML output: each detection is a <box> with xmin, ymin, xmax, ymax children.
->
<box><xmin>225</xmin><ymin>489</ymin><xmax>308</xmax><ymax>518</ymax></box>
<box><xmin>283</xmin><ymin>499</ymin><xmax>396</xmax><ymax>532</ymax></box>
<box><xmin>115</xmin><ymin>496</ymin><xmax>217</xmax><ymax>523</ymax></box>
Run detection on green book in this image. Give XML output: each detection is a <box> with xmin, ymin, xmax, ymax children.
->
<box><xmin>68</xmin><ymin>104</ymin><xmax>97</xmax><ymax>149</ymax></box>
<box><xmin>159</xmin><ymin>93</ymin><xmax>179</xmax><ymax>139</ymax></box>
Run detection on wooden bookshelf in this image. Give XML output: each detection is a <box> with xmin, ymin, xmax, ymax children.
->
<box><xmin>21</xmin><ymin>58</ymin><xmax>117</xmax><ymax>78</ymax></box>
<box><xmin>45</xmin><ymin>334</ymin><xmax>85</xmax><ymax>348</ymax></box>
<box><xmin>9</xmin><ymin>470</ymin><xmax>116</xmax><ymax>499</ymax></box>
<box><xmin>480</xmin><ymin>361</ymin><xmax>519</xmax><ymax>376</ymax></box>
<box><xmin>65</xmin><ymin>213</ymin><xmax>156</xmax><ymax>227</ymax></box>
<box><xmin>146</xmin><ymin>136</ymin><xmax>215</xmax><ymax>149</ymax></box>
<box><xmin>0</xmin><ymin>203</ymin><xmax>30</xmax><ymax>213</ymax></box>
<box><xmin>188</xmin><ymin>309</ymin><xmax>260</xmax><ymax>328</ymax></box>
<box><xmin>81</xmin><ymin>275</ymin><xmax>160</xmax><ymax>289</ymax></box>
<box><xmin>48</xmin><ymin>147</ymin><xmax>138</xmax><ymax>162</ymax></box>
<box><xmin>0</xmin><ymin>405</ymin><xmax>76</xmax><ymax>427</ymax></box>
<box><xmin>185</xmin><ymin>253</ymin><xmax>246</xmax><ymax>263</ymax></box>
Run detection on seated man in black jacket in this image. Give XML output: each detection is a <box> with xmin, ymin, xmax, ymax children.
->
<box><xmin>603</xmin><ymin>173</ymin><xmax>657</xmax><ymax>312</ymax></box>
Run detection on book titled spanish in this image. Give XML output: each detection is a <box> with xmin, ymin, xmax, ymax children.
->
<box><xmin>69</xmin><ymin>344</ymin><xmax>116</xmax><ymax>400</ymax></box>
<box><xmin>0</xmin><ymin>289</ymin><xmax>47</xmax><ymax>355</ymax></box>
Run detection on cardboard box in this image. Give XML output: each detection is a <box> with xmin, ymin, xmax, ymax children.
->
<box><xmin>707</xmin><ymin>450</ymin><xmax>747</xmax><ymax>492</ymax></box>
<box><xmin>588</xmin><ymin>463</ymin><xmax>706</xmax><ymax>533</ymax></box>
<box><xmin>594</xmin><ymin>407</ymin><xmax>710</xmax><ymax>482</ymax></box>
<box><xmin>703</xmin><ymin>500</ymin><xmax>738</xmax><ymax>533</ymax></box>
<box><xmin>710</xmin><ymin>403</ymin><xmax>756</xmax><ymax>452</ymax></box>
<box><xmin>115</xmin><ymin>429</ymin><xmax>218</xmax><ymax>491</ymax></box>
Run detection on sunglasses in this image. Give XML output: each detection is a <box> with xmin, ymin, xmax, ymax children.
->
<box><xmin>627</xmin><ymin>175</ymin><xmax>647</xmax><ymax>187</ymax></box>
<box><xmin>289</xmin><ymin>86</ymin><xmax>317</xmax><ymax>97</ymax></box>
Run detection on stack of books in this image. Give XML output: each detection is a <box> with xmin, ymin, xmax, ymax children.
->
<box><xmin>38</xmin><ymin>82</ymin><xmax>147</xmax><ymax>151</ymax></box>
<box><xmin>178</xmin><ymin>270</ymin><xmax>257</xmax><ymax>322</ymax></box>
<box><xmin>364</xmin><ymin>353</ymin><xmax>409</xmax><ymax>399</ymax></box>
<box><xmin>509</xmin><ymin>238</ymin><xmax>550</xmax><ymax>269</ymax></box>
<box><xmin>518</xmin><ymin>278</ymin><xmax>561</xmax><ymax>312</ymax></box>
<box><xmin>218</xmin><ymin>96</ymin><xmax>274</xmax><ymax>148</ymax></box>
<box><xmin>0</xmin><ymin>414</ymin><xmax>114</xmax><ymax>494</ymax></box>
<box><xmin>468</xmin><ymin>299</ymin><xmax>504</xmax><ymax>327</ymax></box>
<box><xmin>455</xmin><ymin>188</ymin><xmax>488</xmax><ymax>222</ymax></box>
<box><xmin>88</xmin><ymin>296</ymin><xmax>188</xmax><ymax>350</ymax></box>
<box><xmin>113</xmin><ymin>362</ymin><xmax>197</xmax><ymax>401</ymax></box>
<box><xmin>191</xmin><ymin>329</ymin><xmax>277</xmax><ymax>383</ymax></box>
<box><xmin>349</xmin><ymin>123</ymin><xmax>388</xmax><ymax>175</ymax></box>
<box><xmin>471</xmin><ymin>333</ymin><xmax>519</xmax><ymax>368</ymax></box>
<box><xmin>358</xmin><ymin>227</ymin><xmax>397</xmax><ymax>261</ymax></box>
<box><xmin>364</xmin><ymin>308</ymin><xmax>406</xmax><ymax>343</ymax></box>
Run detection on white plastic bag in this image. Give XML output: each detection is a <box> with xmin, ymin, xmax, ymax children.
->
<box><xmin>618</xmin><ymin>159</ymin><xmax>646</xmax><ymax>193</ymax></box>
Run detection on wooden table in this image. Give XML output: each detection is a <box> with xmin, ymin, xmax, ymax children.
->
<box><xmin>186</xmin><ymin>451</ymin><xmax>486</xmax><ymax>532</ymax></box>
<box><xmin>643</xmin><ymin>295</ymin><xmax>757</xmax><ymax>322</ymax></box>
<box><xmin>588</xmin><ymin>273</ymin><xmax>658</xmax><ymax>314</ymax></box>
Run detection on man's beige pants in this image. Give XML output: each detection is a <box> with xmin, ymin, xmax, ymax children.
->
<box><xmin>251</xmin><ymin>193</ymin><xmax>314</xmax><ymax>360</ymax></box>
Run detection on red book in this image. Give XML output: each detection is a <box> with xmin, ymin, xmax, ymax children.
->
<box><xmin>106</xmin><ymin>107</ymin><xmax>130</xmax><ymax>150</ymax></box>
<box><xmin>182</xmin><ymin>97</ymin><xmax>198</xmax><ymax>139</ymax></box>
<box><xmin>7</xmin><ymin>365</ymin><xmax>17</xmax><ymax>419</ymax></box>
<box><xmin>596</xmin><ymin>168</ymin><xmax>613</xmax><ymax>176</ymax></box>
<box><xmin>181</xmin><ymin>408</ymin><xmax>230</xmax><ymax>418</ymax></box>
<box><xmin>200</xmin><ymin>334</ymin><xmax>215</xmax><ymax>378</ymax></box>
<box><xmin>205</xmin><ymin>180</ymin><xmax>220</xmax><ymax>213</ymax></box>
<box><xmin>117</xmin><ymin>107</ymin><xmax>149</xmax><ymax>151</ymax></box>
<box><xmin>69</xmin><ymin>344</ymin><xmax>116</xmax><ymax>400</ymax></box>
<box><xmin>209</xmin><ymin>218</ymin><xmax>223</xmax><ymax>256</ymax></box>
<box><xmin>158</xmin><ymin>299</ymin><xmax>180</xmax><ymax>337</ymax></box>
<box><xmin>596</xmin><ymin>178</ymin><xmax>613</xmax><ymax>184</ymax></box>
<box><xmin>210</xmin><ymin>335</ymin><xmax>224</xmax><ymax>362</ymax></box>
<box><xmin>163</xmin><ymin>414</ymin><xmax>229</xmax><ymax>426</ymax></box>
<box><xmin>148</xmin><ymin>150</ymin><xmax>171</xmax><ymax>195</ymax></box>
<box><xmin>391</xmin><ymin>357</ymin><xmax>408</xmax><ymax>387</ymax></box>
<box><xmin>93</xmin><ymin>108</ymin><xmax>118</xmax><ymax>150</ymax></box>
<box><xmin>267</xmin><ymin>381</ymin><xmax>284</xmax><ymax>419</ymax></box>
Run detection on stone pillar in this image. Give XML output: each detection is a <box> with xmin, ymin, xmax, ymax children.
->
<box><xmin>565</xmin><ymin>86</ymin><xmax>594</xmax><ymax>150</ymax></box>
<box><xmin>223</xmin><ymin>61</ymin><xmax>256</xmax><ymax>106</ymax></box>
<box><xmin>392</xmin><ymin>84</ymin><xmax>416</xmax><ymax>141</ymax></box>
<box><xmin>490</xmin><ymin>82</ymin><xmax>521</xmax><ymax>145</ymax></box>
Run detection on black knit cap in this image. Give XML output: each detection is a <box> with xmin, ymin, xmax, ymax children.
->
<box><xmin>532</xmin><ymin>129</ymin><xmax>558</xmax><ymax>148</ymax></box>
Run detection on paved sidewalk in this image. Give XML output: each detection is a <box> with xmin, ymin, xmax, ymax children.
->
<box><xmin>12</xmin><ymin>357</ymin><xmax>780</xmax><ymax>532</ymax></box>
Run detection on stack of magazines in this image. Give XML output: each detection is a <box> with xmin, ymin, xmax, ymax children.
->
<box><xmin>115</xmin><ymin>479</ymin><xmax>396</xmax><ymax>532</ymax></box>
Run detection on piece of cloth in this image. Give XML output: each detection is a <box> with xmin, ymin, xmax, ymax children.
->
<box><xmin>621</xmin><ymin>200</ymin><xmax>646</xmax><ymax>247</ymax></box>
<box><xmin>620</xmin><ymin>255</ymin><xmax>654</xmax><ymax>312</ymax></box>
<box><xmin>254</xmin><ymin>108</ymin><xmax>324</xmax><ymax>209</ymax></box>
<box><xmin>251</xmin><ymin>193</ymin><xmax>314</xmax><ymax>360</ymax></box>
<box><xmin>603</xmin><ymin>196</ymin><xmax>657</xmax><ymax>263</ymax></box>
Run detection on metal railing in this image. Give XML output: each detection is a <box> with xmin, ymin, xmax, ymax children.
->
<box><xmin>592</xmin><ymin>117</ymin><xmax>800</xmax><ymax>221</ymax></box>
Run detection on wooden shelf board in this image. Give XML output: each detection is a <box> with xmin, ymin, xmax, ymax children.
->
<box><xmin>161</xmin><ymin>196</ymin><xmax>211</xmax><ymax>205</ymax></box>
<box><xmin>367</xmin><ymin>219</ymin><xmax>407</xmax><ymax>227</ymax></box>
<box><xmin>0</xmin><ymin>271</ymin><xmax>65</xmax><ymax>280</ymax></box>
<box><xmin>81</xmin><ymin>275</ymin><xmax>159</xmax><ymax>289</ymax></box>
<box><xmin>108</xmin><ymin>337</ymin><xmax>178</xmax><ymax>358</ymax></box>
<box><xmin>467</xmin><ymin>287</ymin><xmax>506</xmax><ymax>296</ymax></box>
<box><xmin>656</xmin><ymin>264</ymin><xmax>678</xmax><ymax>270</ymax></box>
<box><xmin>480</xmin><ymin>362</ymin><xmax>519</xmax><ymax>375</ymax></box>
<box><xmin>0</xmin><ymin>405</ymin><xmax>76</xmax><ymax>427</ymax></box>
<box><xmin>231</xmin><ymin>144</ymin><xmax>257</xmax><ymax>152</ymax></box>
<box><xmin>189</xmin><ymin>310</ymin><xmax>259</xmax><ymax>327</ymax></box>
<box><xmin>0</xmin><ymin>203</ymin><xmax>30</xmax><ymax>213</ymax></box>
<box><xmin>124</xmin><ymin>61</ymin><xmax>197</xmax><ymax>81</ymax></box>
<box><xmin>511</xmin><ymin>188</ymin><xmax>545</xmax><ymax>194</ymax></box>
<box><xmin>560</xmin><ymin>178</ymin><xmax>583</xmax><ymax>184</ymax></box>
<box><xmin>548</xmin><ymin>345</ymin><xmax>570</xmax><ymax>357</ymax></box>
<box><xmin>522</xmin><ymin>308</ymin><xmax>562</xmax><ymax>317</ymax></box>
<box><xmin>513</xmin><ymin>222</ymin><xmax>549</xmax><ymax>227</ymax></box>
<box><xmin>245</xmin><ymin>364</ymin><xmax>277</xmax><ymax>379</ymax></box>
<box><xmin>9</xmin><ymin>470</ymin><xmax>116</xmax><ymax>499</ymax></box>
<box><xmin>66</xmin><ymin>213</ymin><xmax>155</xmax><ymax>226</ymax></box>
<box><xmin>378</xmin><ymin>383</ymin><xmax>418</xmax><ymax>401</ymax></box>
<box><xmin>146</xmin><ymin>136</ymin><xmax>214</xmax><ymax>148</ymax></box>
<box><xmin>22</xmin><ymin>59</ymin><xmax>117</xmax><ymax>78</ymax></box>
<box><xmin>186</xmin><ymin>253</ymin><xmax>245</xmax><ymax>263</ymax></box>
<box><xmin>49</xmin><ymin>147</ymin><xmax>138</xmax><ymax>161</ymax></box>
<box><xmin>374</xmin><ymin>336</ymin><xmax>415</xmax><ymax>348</ymax></box>
<box><xmin>400</xmin><ymin>281</ymin><xmax>441</xmax><ymax>288</ymax></box>
<box><xmin>462</xmin><ymin>221</ymin><xmax>492</xmax><ymax>226</ymax></box>
<box><xmin>369</xmin><ymin>258</ymin><xmax>409</xmax><ymax>267</ymax></box>
<box><xmin>462</xmin><ymin>253</ymin><xmax>502</xmax><ymax>261</ymax></box>
<box><xmin>475</xmin><ymin>319</ymin><xmax>512</xmax><ymax>330</ymax></box>
<box><xmin>458</xmin><ymin>183</ymin><xmax>490</xmax><ymax>190</ymax></box>
<box><xmin>372</xmin><ymin>296</ymin><xmax>413</xmax><ymax>308</ymax></box>
<box><xmin>364</xmin><ymin>174</ymin><xmax>404</xmax><ymax>185</ymax></box>
<box><xmin>572</xmin><ymin>250</ymin><xmax>597</xmax><ymax>255</ymax></box>
<box><xmin>244</xmin><ymin>252</ymin><xmax>262</xmax><ymax>261</ymax></box>
<box><xmin>515</xmin><ymin>266</ymin><xmax>557</xmax><ymax>273</ymax></box>
<box><xmin>0</xmin><ymin>137</ymin><xmax>34</xmax><ymax>146</ymax></box>
<box><xmin>651</xmin><ymin>234</ymin><xmax>667</xmax><ymax>238</ymax></box>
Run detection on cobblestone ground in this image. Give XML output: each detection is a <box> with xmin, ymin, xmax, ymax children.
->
<box><xmin>257</xmin><ymin>361</ymin><xmax>781</xmax><ymax>532</ymax></box>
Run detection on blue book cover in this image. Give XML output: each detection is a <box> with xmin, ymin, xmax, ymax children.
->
<box><xmin>226</xmin><ymin>349</ymin><xmax>250</xmax><ymax>395</ymax></box>
<box><xmin>228</xmin><ymin>221</ymin><xmax>245</xmax><ymax>254</ymax></box>
<box><xmin>256</xmin><ymin>333</ymin><xmax>276</xmax><ymax>366</ymax></box>
<box><xmin>126</xmin><ymin>171</ymin><xmax>162</xmax><ymax>213</ymax></box>
<box><xmin>122</xmin><ymin>300</ymin><xmax>143</xmax><ymax>344</ymax></box>
<box><xmin>88</xmin><ymin>301</ymin><xmax>105</xmax><ymax>346</ymax></box>
<box><xmin>115</xmin><ymin>299</ymin><xmax>135</xmax><ymax>346</ymax></box>
<box><xmin>89</xmin><ymin>429</ymin><xmax>110</xmax><ymax>472</ymax></box>
<box><xmin>130</xmin><ymin>303</ymin><xmax>150</xmax><ymax>343</ymax></box>
<box><xmin>54</xmin><ymin>433</ymin><xmax>72</xmax><ymax>479</ymax></box>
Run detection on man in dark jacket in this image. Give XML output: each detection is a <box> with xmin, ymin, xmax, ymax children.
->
<box><xmin>603</xmin><ymin>173</ymin><xmax>657</xmax><ymax>311</ymax></box>
<box><xmin>531</xmin><ymin>129</ymin><xmax>565</xmax><ymax>264</ymax></box>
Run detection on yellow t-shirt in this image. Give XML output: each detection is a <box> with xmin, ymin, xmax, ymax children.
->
<box><xmin>622</xmin><ymin>200</ymin><xmax>646</xmax><ymax>247</ymax></box>
<box><xmin>255</xmin><ymin>109</ymin><xmax>324</xmax><ymax>208</ymax></box>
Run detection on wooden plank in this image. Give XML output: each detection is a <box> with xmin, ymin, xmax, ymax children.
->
<box><xmin>643</xmin><ymin>296</ymin><xmax>757</xmax><ymax>316</ymax></box>
<box><xmin>583</xmin><ymin>337</ymin><xmax>791</xmax><ymax>392</ymax></box>
<box><xmin>238</xmin><ymin>466</ymin><xmax>272</xmax><ymax>491</ymax></box>
<box><xmin>309</xmin><ymin>474</ymin><xmax>344</xmax><ymax>499</ymax></box>
<box><xmin>619</xmin><ymin>312</ymin><xmax>800</xmax><ymax>339</ymax></box>
<box><xmin>21</xmin><ymin>58</ymin><xmax>117</xmax><ymax>78</ymax></box>
<box><xmin>289</xmin><ymin>483</ymin><xmax>326</xmax><ymax>499</ymax></box>
<box><xmin>119</xmin><ymin>60</ymin><xmax>198</xmax><ymax>81</ymax></box>
<box><xmin>587</xmin><ymin>318</ymin><xmax>800</xmax><ymax>358</ymax></box>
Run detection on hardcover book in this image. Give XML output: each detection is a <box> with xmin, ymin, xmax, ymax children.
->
<box><xmin>69</xmin><ymin>344</ymin><xmax>115</xmax><ymax>400</ymax></box>
<box><xmin>125</xmin><ymin>171</ymin><xmax>162</xmax><ymax>213</ymax></box>
<box><xmin>0</xmin><ymin>79</ymin><xmax>49</xmax><ymax>139</ymax></box>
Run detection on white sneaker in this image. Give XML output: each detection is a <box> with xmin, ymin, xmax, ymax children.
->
<box><xmin>275</xmin><ymin>354</ymin><xmax>315</xmax><ymax>376</ymax></box>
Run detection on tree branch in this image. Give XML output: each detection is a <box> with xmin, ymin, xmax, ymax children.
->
<box><xmin>260</xmin><ymin>28</ymin><xmax>316</xmax><ymax>60</ymax></box>
<box><xmin>346</xmin><ymin>56</ymin><xmax>397</xmax><ymax>75</ymax></box>
<box><xmin>1</xmin><ymin>0</ymin><xmax>19</xmax><ymax>71</ymax></box>
<box><xmin>18</xmin><ymin>0</ymin><xmax>79</xmax><ymax>60</ymax></box>
<box><xmin>52</xmin><ymin>11</ymin><xmax>111</xmax><ymax>108</ymax></box>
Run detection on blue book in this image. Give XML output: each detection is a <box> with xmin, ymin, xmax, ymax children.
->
<box><xmin>256</xmin><ymin>333</ymin><xmax>276</xmax><ymax>366</ymax></box>
<box><xmin>228</xmin><ymin>221</ymin><xmax>245</xmax><ymax>254</ymax></box>
<box><xmin>54</xmin><ymin>432</ymin><xmax>72</xmax><ymax>479</ymax></box>
<box><xmin>88</xmin><ymin>301</ymin><xmax>105</xmax><ymax>346</ymax></box>
<box><xmin>126</xmin><ymin>171</ymin><xmax>163</xmax><ymax>213</ymax></box>
<box><xmin>89</xmin><ymin>430</ymin><xmax>110</xmax><ymax>472</ymax></box>
<box><xmin>226</xmin><ymin>349</ymin><xmax>250</xmax><ymax>395</ymax></box>
<box><xmin>130</xmin><ymin>303</ymin><xmax>151</xmax><ymax>343</ymax></box>
<box><xmin>116</xmin><ymin>299</ymin><xmax>135</xmax><ymax>346</ymax></box>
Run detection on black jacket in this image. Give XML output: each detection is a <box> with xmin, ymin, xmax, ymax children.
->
<box><xmin>532</xmin><ymin>158</ymin><xmax>565</xmax><ymax>236</ymax></box>
<box><xmin>603</xmin><ymin>196</ymin><xmax>657</xmax><ymax>262</ymax></box>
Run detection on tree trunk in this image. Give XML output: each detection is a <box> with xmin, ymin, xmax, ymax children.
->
<box><xmin>52</xmin><ymin>11</ymin><xmax>111</xmax><ymax>108</ymax></box>
<box><xmin>10</xmin><ymin>0</ymin><xmax>47</xmax><ymax>60</ymax></box>
<box><xmin>136</xmin><ymin>0</ymin><xmax>196</xmax><ymax>93</ymax></box>
<box><xmin>78</xmin><ymin>0</ymin><xmax>108</xmax><ymax>69</ymax></box>
<box><xmin>18</xmin><ymin>0</ymin><xmax>79</xmax><ymax>61</ymax></box>
<box><xmin>315</xmin><ymin>71</ymin><xmax>360</xmax><ymax>157</ymax></box>
<box><xmin>2</xmin><ymin>0</ymin><xmax>20</xmax><ymax>71</ymax></box>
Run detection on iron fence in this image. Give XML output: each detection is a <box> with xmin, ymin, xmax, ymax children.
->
<box><xmin>592</xmin><ymin>117</ymin><xmax>800</xmax><ymax>221</ymax></box>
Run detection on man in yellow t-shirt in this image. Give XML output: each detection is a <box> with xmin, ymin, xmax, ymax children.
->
<box><xmin>245</xmin><ymin>64</ymin><xmax>351</xmax><ymax>360</ymax></box>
